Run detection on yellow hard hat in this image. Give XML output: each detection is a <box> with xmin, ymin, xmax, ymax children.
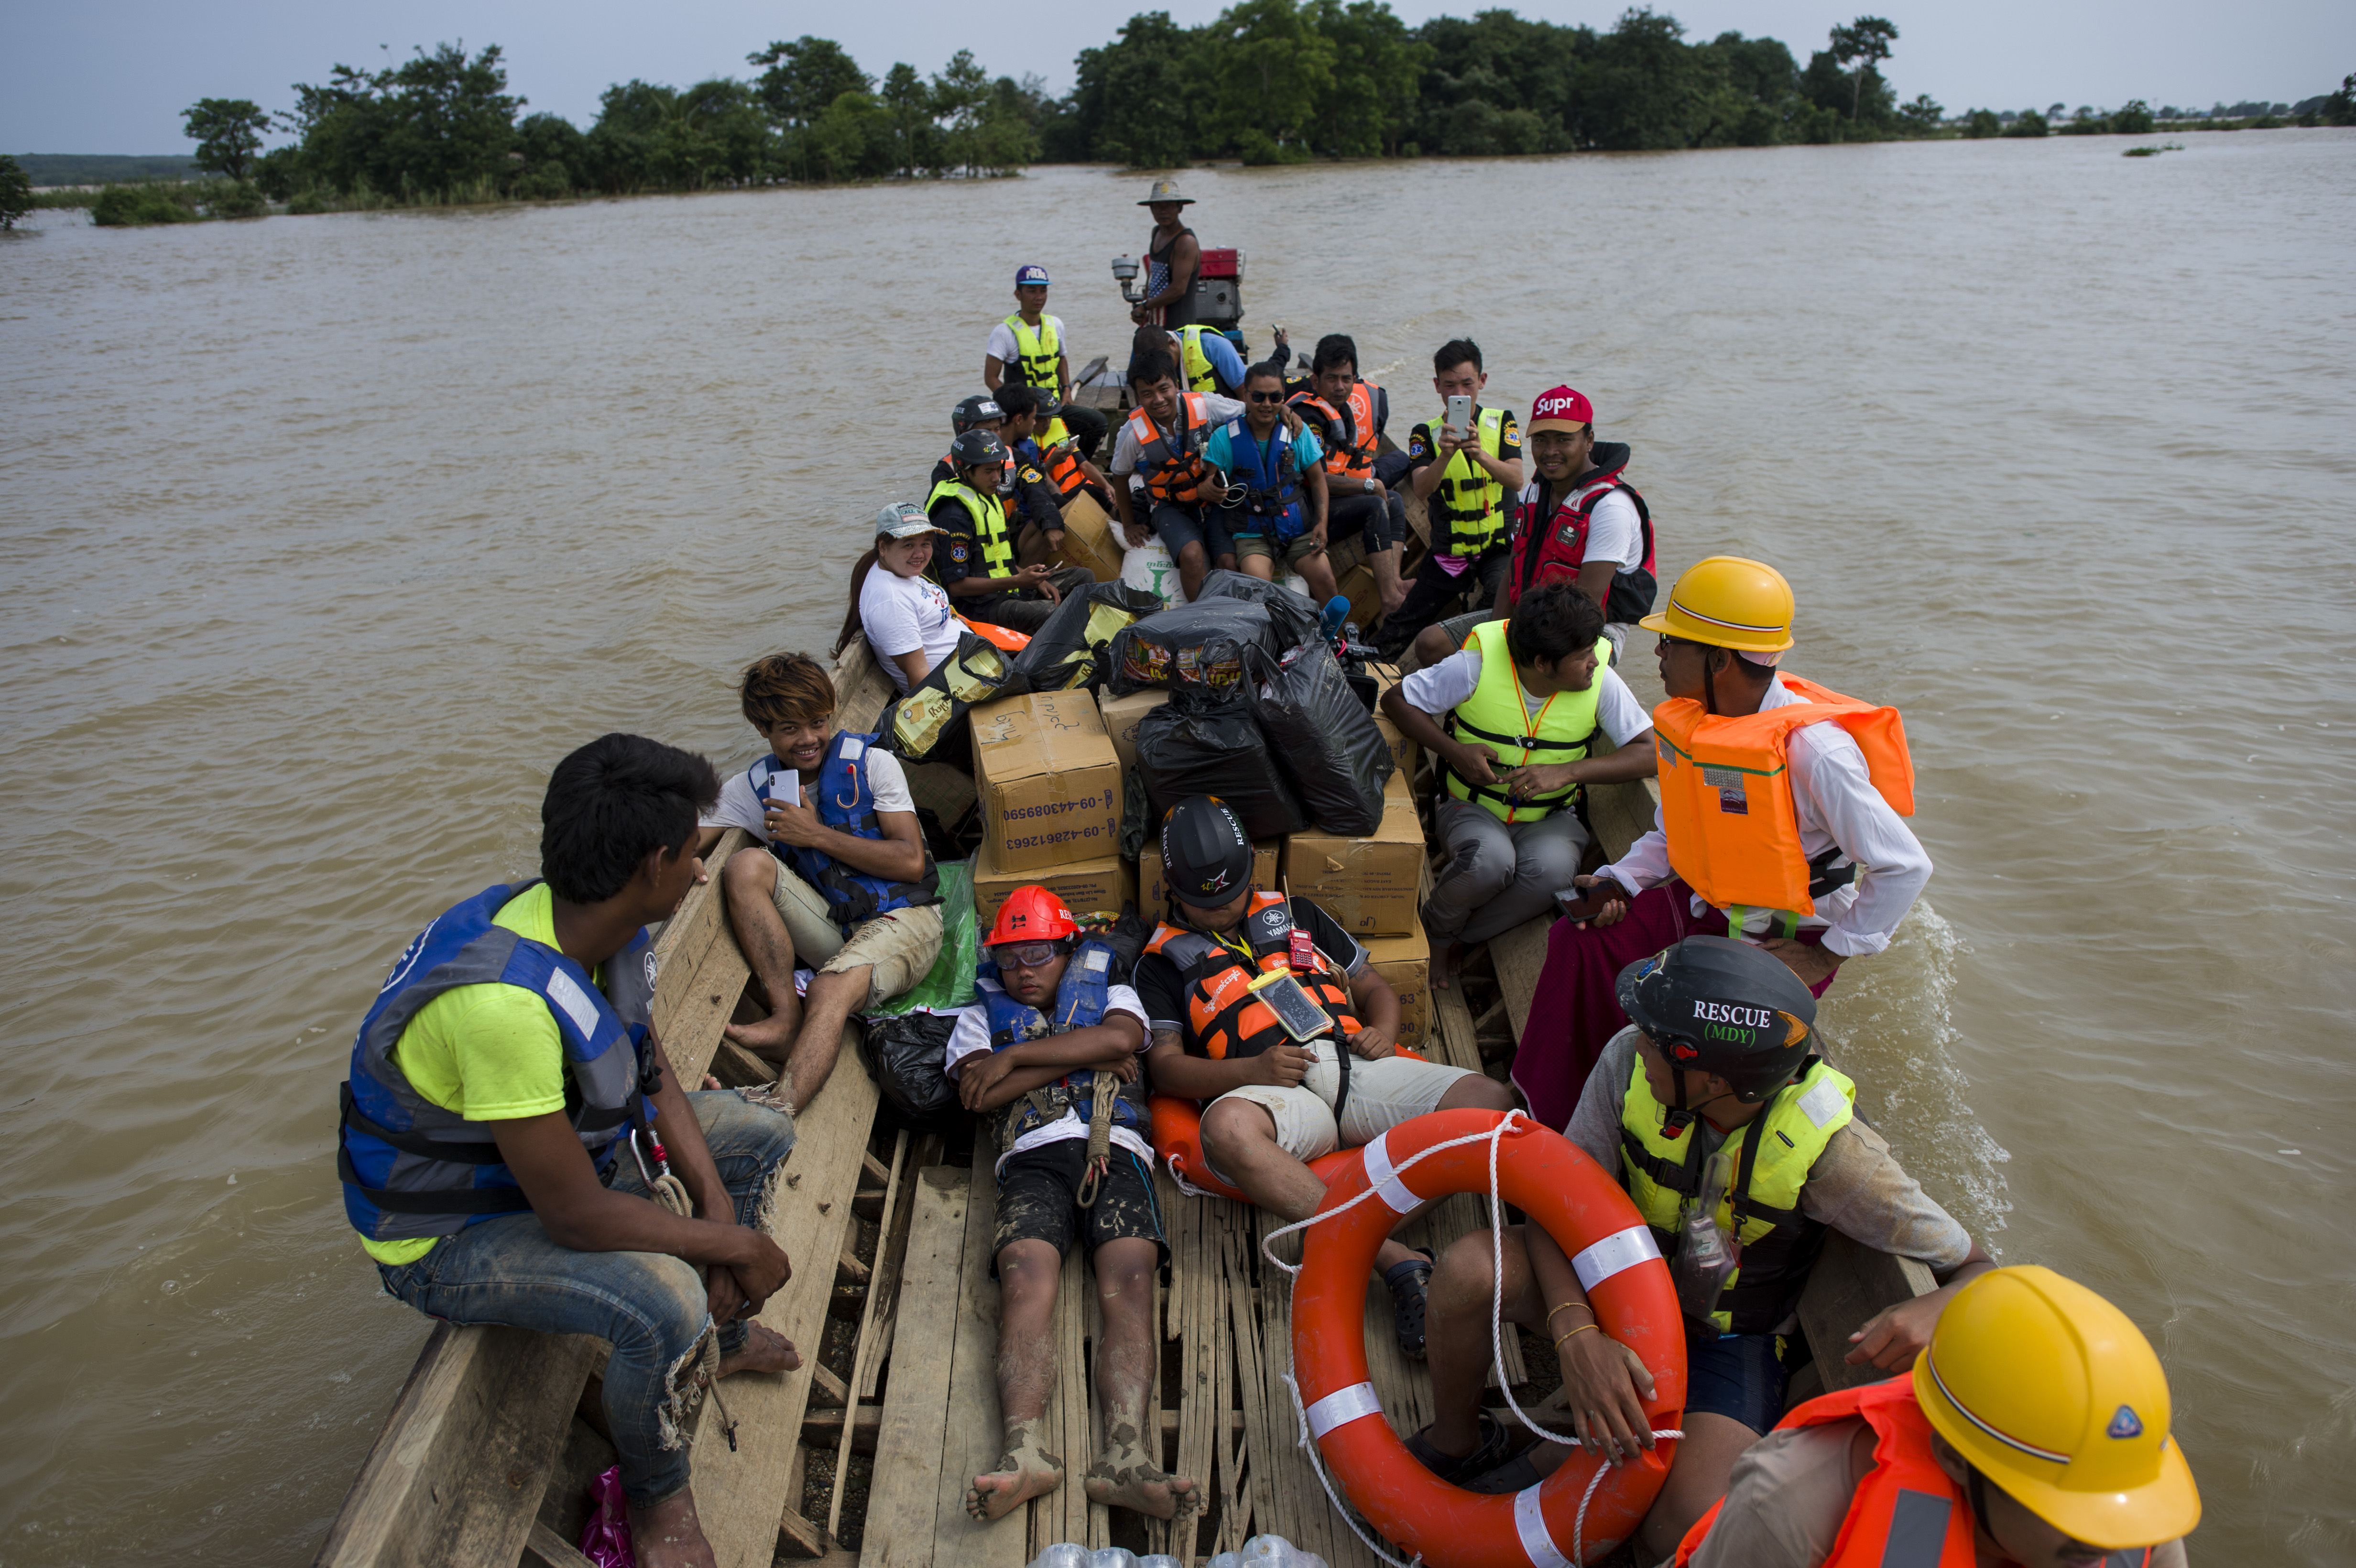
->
<box><xmin>1914</xmin><ymin>1266</ymin><xmax>2201</xmax><ymax>1551</ymax></box>
<box><xmin>1638</xmin><ymin>556</ymin><xmax>1795</xmax><ymax>652</ymax></box>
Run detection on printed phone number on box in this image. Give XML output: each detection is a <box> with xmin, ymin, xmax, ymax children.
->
<box><xmin>1002</xmin><ymin>822</ymin><xmax>1112</xmax><ymax>853</ymax></box>
<box><xmin>998</xmin><ymin>793</ymin><xmax>1113</xmax><ymax>823</ymax></box>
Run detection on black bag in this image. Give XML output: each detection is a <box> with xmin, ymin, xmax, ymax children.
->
<box><xmin>1134</xmin><ymin>687</ymin><xmax>1307</xmax><ymax>840</ymax></box>
<box><xmin>877</xmin><ymin>631</ymin><xmax>1022</xmax><ymax>763</ymax></box>
<box><xmin>1195</xmin><ymin>568</ymin><xmax>1322</xmax><ymax>648</ymax></box>
<box><xmin>1105</xmin><ymin>599</ymin><xmax>1279</xmax><ymax>697</ymax></box>
<box><xmin>857</xmin><ymin>1011</ymin><xmax>963</xmax><ymax>1131</ymax></box>
<box><xmin>1013</xmin><ymin>581</ymin><xmax>1164</xmax><ymax>695</ymax></box>
<box><xmin>1244</xmin><ymin>641</ymin><xmax>1395</xmax><ymax>837</ymax></box>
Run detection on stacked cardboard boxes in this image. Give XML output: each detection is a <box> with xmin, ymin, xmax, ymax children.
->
<box><xmin>1281</xmin><ymin>771</ymin><xmax>1426</xmax><ymax>937</ymax></box>
<box><xmin>970</xmin><ymin>690</ymin><xmax>1127</xmax><ymax>927</ymax></box>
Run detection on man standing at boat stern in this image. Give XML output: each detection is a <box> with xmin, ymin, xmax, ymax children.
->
<box><xmin>337</xmin><ymin>734</ymin><xmax>799</xmax><ymax>1568</ymax></box>
<box><xmin>1514</xmin><ymin>556</ymin><xmax>1931</xmax><ymax>1128</ymax></box>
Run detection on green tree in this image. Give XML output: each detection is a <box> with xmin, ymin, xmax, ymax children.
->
<box><xmin>1827</xmin><ymin>15</ymin><xmax>1898</xmax><ymax>121</ymax></box>
<box><xmin>2321</xmin><ymin>72</ymin><xmax>2354</xmax><ymax>126</ymax></box>
<box><xmin>515</xmin><ymin>111</ymin><xmax>586</xmax><ymax>196</ymax></box>
<box><xmin>283</xmin><ymin>43</ymin><xmax>524</xmax><ymax>199</ymax></box>
<box><xmin>1068</xmin><ymin>12</ymin><xmax>1199</xmax><ymax>168</ymax></box>
<box><xmin>879</xmin><ymin>63</ymin><xmax>942</xmax><ymax>174</ymax></box>
<box><xmin>1195</xmin><ymin>0</ymin><xmax>1336</xmax><ymax>163</ymax></box>
<box><xmin>2002</xmin><ymin>108</ymin><xmax>2049</xmax><ymax>137</ymax></box>
<box><xmin>2111</xmin><ymin>99</ymin><xmax>2155</xmax><ymax>134</ymax></box>
<box><xmin>0</xmin><ymin>154</ymin><xmax>32</xmax><ymax>228</ymax></box>
<box><xmin>1581</xmin><ymin>8</ymin><xmax>1720</xmax><ymax>152</ymax></box>
<box><xmin>1963</xmin><ymin>108</ymin><xmax>2000</xmax><ymax>138</ymax></box>
<box><xmin>748</xmin><ymin>37</ymin><xmax>871</xmax><ymax>126</ymax></box>
<box><xmin>1898</xmin><ymin>92</ymin><xmax>1943</xmax><ymax>133</ymax></box>
<box><xmin>182</xmin><ymin>98</ymin><xmax>271</xmax><ymax>182</ymax></box>
<box><xmin>1307</xmin><ymin>0</ymin><xmax>1427</xmax><ymax>157</ymax></box>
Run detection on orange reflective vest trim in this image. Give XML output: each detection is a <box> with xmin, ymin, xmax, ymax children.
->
<box><xmin>1289</xmin><ymin>382</ymin><xmax>1381</xmax><ymax>480</ymax></box>
<box><xmin>1672</xmin><ymin>1377</ymin><xmax>2154</xmax><ymax>1568</ymax></box>
<box><xmin>1128</xmin><ymin>394</ymin><xmax>1214</xmax><ymax>507</ymax></box>
<box><xmin>1652</xmin><ymin>674</ymin><xmax>1915</xmax><ymax>919</ymax></box>
<box><xmin>1144</xmin><ymin>893</ymin><xmax>1362</xmax><ymax>1060</ymax></box>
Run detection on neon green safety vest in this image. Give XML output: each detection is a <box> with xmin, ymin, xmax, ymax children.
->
<box><xmin>1003</xmin><ymin>314</ymin><xmax>1061</xmax><ymax>388</ymax></box>
<box><xmin>1431</xmin><ymin>405</ymin><xmax>1508</xmax><ymax>556</ymax></box>
<box><xmin>1440</xmin><ymin>619</ymin><xmax>1614</xmax><ymax>823</ymax></box>
<box><xmin>1618</xmin><ymin>1052</ymin><xmax>1856</xmax><ymax>1336</ymax></box>
<box><xmin>1178</xmin><ymin>326</ymin><xmax>1220</xmax><ymax>393</ymax></box>
<box><xmin>924</xmin><ymin>478</ymin><xmax>1015</xmax><ymax>577</ymax></box>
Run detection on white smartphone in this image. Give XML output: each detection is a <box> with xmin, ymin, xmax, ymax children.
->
<box><xmin>1444</xmin><ymin>393</ymin><xmax>1472</xmax><ymax>438</ymax></box>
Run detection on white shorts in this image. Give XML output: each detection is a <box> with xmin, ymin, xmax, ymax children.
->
<box><xmin>1207</xmin><ymin>1040</ymin><xmax>1480</xmax><ymax>1167</ymax></box>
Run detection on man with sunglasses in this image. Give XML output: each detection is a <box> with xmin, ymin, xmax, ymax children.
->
<box><xmin>1203</xmin><ymin>361</ymin><xmax>1340</xmax><ymax>604</ymax></box>
<box><xmin>949</xmin><ymin>887</ymin><xmax>1198</xmax><ymax>1527</ymax></box>
<box><xmin>1512</xmin><ymin>557</ymin><xmax>1932</xmax><ymax>1129</ymax></box>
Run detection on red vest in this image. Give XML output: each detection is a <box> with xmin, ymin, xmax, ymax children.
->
<box><xmin>1673</xmin><ymin>1377</ymin><xmax>2154</xmax><ymax>1568</ymax></box>
<box><xmin>1505</xmin><ymin>454</ymin><xmax>1656</xmax><ymax>621</ymax></box>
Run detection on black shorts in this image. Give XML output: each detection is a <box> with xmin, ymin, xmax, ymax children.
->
<box><xmin>992</xmin><ymin>1140</ymin><xmax>1167</xmax><ymax>1271</ymax></box>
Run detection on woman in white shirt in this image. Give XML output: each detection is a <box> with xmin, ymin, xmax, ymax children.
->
<box><xmin>844</xmin><ymin>502</ymin><xmax>966</xmax><ymax>695</ymax></box>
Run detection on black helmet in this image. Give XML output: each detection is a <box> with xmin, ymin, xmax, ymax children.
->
<box><xmin>952</xmin><ymin>393</ymin><xmax>1003</xmax><ymax>434</ymax></box>
<box><xmin>950</xmin><ymin>428</ymin><xmax>1011</xmax><ymax>469</ymax></box>
<box><xmin>1161</xmin><ymin>795</ymin><xmax>1253</xmax><ymax>909</ymax></box>
<box><xmin>1616</xmin><ymin>935</ymin><xmax>1817</xmax><ymax>1103</ymax></box>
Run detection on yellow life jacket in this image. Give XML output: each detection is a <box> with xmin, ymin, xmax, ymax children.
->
<box><xmin>1178</xmin><ymin>325</ymin><xmax>1220</xmax><ymax>393</ymax></box>
<box><xmin>924</xmin><ymin>477</ymin><xmax>1015</xmax><ymax>577</ymax></box>
<box><xmin>1652</xmin><ymin>675</ymin><xmax>1915</xmax><ymax>930</ymax></box>
<box><xmin>1619</xmin><ymin>1052</ymin><xmax>1854</xmax><ymax>1335</ymax></box>
<box><xmin>1440</xmin><ymin>618</ymin><xmax>1614</xmax><ymax>823</ymax></box>
<box><xmin>1002</xmin><ymin>313</ymin><xmax>1061</xmax><ymax>388</ymax></box>
<box><xmin>1039</xmin><ymin>415</ymin><xmax>1072</xmax><ymax>447</ymax></box>
<box><xmin>1431</xmin><ymin>404</ymin><xmax>1508</xmax><ymax>556</ymax></box>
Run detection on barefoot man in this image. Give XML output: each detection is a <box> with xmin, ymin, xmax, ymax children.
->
<box><xmin>338</xmin><ymin>734</ymin><xmax>801</xmax><ymax>1568</ymax></box>
<box><xmin>950</xmin><ymin>888</ymin><xmax>1199</xmax><ymax>1524</ymax></box>
<box><xmin>697</xmin><ymin>653</ymin><xmax>944</xmax><ymax>1111</ymax></box>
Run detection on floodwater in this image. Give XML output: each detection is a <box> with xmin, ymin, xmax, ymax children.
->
<box><xmin>3</xmin><ymin>134</ymin><xmax>2352</xmax><ymax>1563</ymax></box>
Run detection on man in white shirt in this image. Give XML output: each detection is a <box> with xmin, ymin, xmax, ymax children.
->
<box><xmin>1380</xmin><ymin>585</ymin><xmax>1658</xmax><ymax>988</ymax></box>
<box><xmin>856</xmin><ymin>502</ymin><xmax>963</xmax><ymax>695</ymax></box>
<box><xmin>982</xmin><ymin>263</ymin><xmax>1106</xmax><ymax>460</ymax></box>
<box><xmin>950</xmin><ymin>888</ymin><xmax>1198</xmax><ymax>1528</ymax></box>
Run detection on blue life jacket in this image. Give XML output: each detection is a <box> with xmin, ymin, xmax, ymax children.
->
<box><xmin>337</xmin><ymin>882</ymin><xmax>658</xmax><ymax>1244</ymax></box>
<box><xmin>976</xmin><ymin>937</ymin><xmax>1149</xmax><ymax>1143</ymax></box>
<box><xmin>752</xmin><ymin>733</ymin><xmax>939</xmax><ymax>935</ymax></box>
<box><xmin>1222</xmin><ymin>416</ymin><xmax>1306</xmax><ymax>541</ymax></box>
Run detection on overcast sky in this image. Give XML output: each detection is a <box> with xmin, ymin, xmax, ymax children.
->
<box><xmin>12</xmin><ymin>0</ymin><xmax>2353</xmax><ymax>154</ymax></box>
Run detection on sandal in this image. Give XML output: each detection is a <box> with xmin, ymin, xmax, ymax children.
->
<box><xmin>1402</xmin><ymin>1415</ymin><xmax>1514</xmax><ymax>1486</ymax></box>
<box><xmin>1384</xmin><ymin>1247</ymin><xmax>1437</xmax><ymax>1361</ymax></box>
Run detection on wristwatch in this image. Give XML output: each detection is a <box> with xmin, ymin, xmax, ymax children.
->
<box><xmin>1362</xmin><ymin>478</ymin><xmax>1376</xmax><ymax>494</ymax></box>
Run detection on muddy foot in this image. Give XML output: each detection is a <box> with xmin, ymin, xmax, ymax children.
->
<box><xmin>630</xmin><ymin>1487</ymin><xmax>720</xmax><ymax>1568</ymax></box>
<box><xmin>717</xmin><ymin>1322</ymin><xmax>800</xmax><ymax>1379</ymax></box>
<box><xmin>1431</xmin><ymin>938</ymin><xmax>1468</xmax><ymax>991</ymax></box>
<box><xmin>722</xmin><ymin>1011</ymin><xmax>797</xmax><ymax>1055</ymax></box>
<box><xmin>964</xmin><ymin>1449</ymin><xmax>1064</xmax><ymax>1522</ymax></box>
<box><xmin>1084</xmin><ymin>1457</ymin><xmax>1199</xmax><ymax>1521</ymax></box>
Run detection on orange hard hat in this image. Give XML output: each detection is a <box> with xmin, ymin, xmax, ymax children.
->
<box><xmin>988</xmin><ymin>886</ymin><xmax>1080</xmax><ymax>948</ymax></box>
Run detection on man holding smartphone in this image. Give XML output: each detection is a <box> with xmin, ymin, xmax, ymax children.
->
<box><xmin>1382</xmin><ymin>338</ymin><xmax>1523</xmax><ymax>657</ymax></box>
<box><xmin>1134</xmin><ymin>796</ymin><xmax>1516</xmax><ymax>1360</ymax></box>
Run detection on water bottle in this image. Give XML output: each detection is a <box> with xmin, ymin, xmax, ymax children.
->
<box><xmin>1031</xmin><ymin>1544</ymin><xmax>1089</xmax><ymax>1568</ymax></box>
<box><xmin>1090</xmin><ymin>1548</ymin><xmax>1139</xmax><ymax>1568</ymax></box>
<box><xmin>1208</xmin><ymin>1552</ymin><xmax>1243</xmax><ymax>1568</ymax></box>
<box><xmin>1140</xmin><ymin>1556</ymin><xmax>1184</xmax><ymax>1568</ymax></box>
<box><xmin>1242</xmin><ymin>1534</ymin><xmax>1297</xmax><ymax>1568</ymax></box>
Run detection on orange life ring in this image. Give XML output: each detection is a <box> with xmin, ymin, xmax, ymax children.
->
<box><xmin>958</xmin><ymin>616</ymin><xmax>1032</xmax><ymax>653</ymax></box>
<box><xmin>1147</xmin><ymin>1047</ymin><xmax>1432</xmax><ymax>1203</ymax></box>
<box><xmin>1291</xmin><ymin>1109</ymin><xmax>1686</xmax><ymax>1567</ymax></box>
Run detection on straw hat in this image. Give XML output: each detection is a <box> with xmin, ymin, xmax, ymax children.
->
<box><xmin>1138</xmin><ymin>177</ymin><xmax>1196</xmax><ymax>207</ymax></box>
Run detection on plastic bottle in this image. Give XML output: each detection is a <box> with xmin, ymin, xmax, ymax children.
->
<box><xmin>1140</xmin><ymin>1556</ymin><xmax>1184</xmax><ymax>1568</ymax></box>
<box><xmin>1090</xmin><ymin>1548</ymin><xmax>1139</xmax><ymax>1568</ymax></box>
<box><xmin>1241</xmin><ymin>1534</ymin><xmax>1297</xmax><ymax>1568</ymax></box>
<box><xmin>1031</xmin><ymin>1544</ymin><xmax>1090</xmax><ymax>1568</ymax></box>
<box><xmin>1208</xmin><ymin>1551</ymin><xmax>1243</xmax><ymax>1568</ymax></box>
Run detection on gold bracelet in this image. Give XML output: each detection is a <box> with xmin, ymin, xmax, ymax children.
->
<box><xmin>1554</xmin><ymin>1324</ymin><xmax>1600</xmax><ymax>1350</ymax></box>
<box><xmin>1544</xmin><ymin>1300</ymin><xmax>1594</xmax><ymax>1324</ymax></box>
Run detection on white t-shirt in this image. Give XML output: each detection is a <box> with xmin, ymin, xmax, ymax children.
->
<box><xmin>1110</xmin><ymin>392</ymin><xmax>1248</xmax><ymax>476</ymax></box>
<box><xmin>986</xmin><ymin>314</ymin><xmax>1065</xmax><ymax>370</ymax></box>
<box><xmin>701</xmin><ymin>745</ymin><xmax>916</xmax><ymax>845</ymax></box>
<box><xmin>945</xmin><ymin>981</ymin><xmax>1154</xmax><ymax>1172</ymax></box>
<box><xmin>1516</xmin><ymin>479</ymin><xmax>1644</xmax><ymax>572</ymax></box>
<box><xmin>1399</xmin><ymin>649</ymin><xmax>1653</xmax><ymax>746</ymax></box>
<box><xmin>859</xmin><ymin>567</ymin><xmax>963</xmax><ymax>695</ymax></box>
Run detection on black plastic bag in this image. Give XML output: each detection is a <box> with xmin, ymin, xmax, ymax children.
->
<box><xmin>1196</xmin><ymin>568</ymin><xmax>1322</xmax><ymax>648</ymax></box>
<box><xmin>1014</xmin><ymin>581</ymin><xmax>1165</xmax><ymax>694</ymax></box>
<box><xmin>1105</xmin><ymin>599</ymin><xmax>1279</xmax><ymax>697</ymax></box>
<box><xmin>1245</xmin><ymin>641</ymin><xmax>1394</xmax><ymax>837</ymax></box>
<box><xmin>857</xmin><ymin>1011</ymin><xmax>964</xmax><ymax>1131</ymax></box>
<box><xmin>877</xmin><ymin>630</ymin><xmax>1022</xmax><ymax>763</ymax></box>
<box><xmin>1134</xmin><ymin>687</ymin><xmax>1307</xmax><ymax>840</ymax></box>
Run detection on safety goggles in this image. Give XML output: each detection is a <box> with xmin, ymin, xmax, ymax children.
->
<box><xmin>990</xmin><ymin>939</ymin><xmax>1069</xmax><ymax>971</ymax></box>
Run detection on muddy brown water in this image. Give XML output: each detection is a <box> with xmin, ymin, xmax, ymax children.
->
<box><xmin>3</xmin><ymin>135</ymin><xmax>2352</xmax><ymax>1563</ymax></box>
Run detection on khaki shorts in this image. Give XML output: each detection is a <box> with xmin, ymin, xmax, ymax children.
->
<box><xmin>769</xmin><ymin>856</ymin><xmax>943</xmax><ymax>1007</ymax></box>
<box><xmin>1207</xmin><ymin>1040</ymin><xmax>1480</xmax><ymax>1167</ymax></box>
<box><xmin>1233</xmin><ymin>532</ymin><xmax>1327</xmax><ymax>569</ymax></box>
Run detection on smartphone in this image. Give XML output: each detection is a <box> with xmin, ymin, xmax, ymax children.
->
<box><xmin>1248</xmin><ymin>968</ymin><xmax>1335</xmax><ymax>1042</ymax></box>
<box><xmin>1445</xmin><ymin>393</ymin><xmax>1472</xmax><ymax>439</ymax></box>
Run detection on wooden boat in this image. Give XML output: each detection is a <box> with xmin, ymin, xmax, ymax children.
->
<box><xmin>315</xmin><ymin>403</ymin><xmax>1932</xmax><ymax>1568</ymax></box>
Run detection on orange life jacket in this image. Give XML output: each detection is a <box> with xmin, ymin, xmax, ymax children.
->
<box><xmin>1287</xmin><ymin>381</ymin><xmax>1381</xmax><ymax>481</ymax></box>
<box><xmin>1143</xmin><ymin>892</ymin><xmax>1362</xmax><ymax>1061</ymax></box>
<box><xmin>1652</xmin><ymin>674</ymin><xmax>1915</xmax><ymax>919</ymax></box>
<box><xmin>1673</xmin><ymin>1376</ymin><xmax>2154</xmax><ymax>1568</ymax></box>
<box><xmin>1128</xmin><ymin>394</ymin><xmax>1214</xmax><ymax>507</ymax></box>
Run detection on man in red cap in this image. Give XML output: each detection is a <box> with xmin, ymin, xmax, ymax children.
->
<box><xmin>951</xmin><ymin>887</ymin><xmax>1198</xmax><ymax>1528</ymax></box>
<box><xmin>1405</xmin><ymin>384</ymin><xmax>1658</xmax><ymax>672</ymax></box>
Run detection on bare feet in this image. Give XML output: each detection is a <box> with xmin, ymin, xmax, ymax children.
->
<box><xmin>1084</xmin><ymin>1446</ymin><xmax>1199</xmax><ymax>1521</ymax></box>
<box><xmin>964</xmin><ymin>1419</ymin><xmax>1065</xmax><ymax>1522</ymax></box>
<box><xmin>716</xmin><ymin>1321</ymin><xmax>800</xmax><ymax>1379</ymax></box>
<box><xmin>630</xmin><ymin>1487</ymin><xmax>719</xmax><ymax>1568</ymax></box>
<box><xmin>722</xmin><ymin>1010</ymin><xmax>797</xmax><ymax>1055</ymax></box>
<box><xmin>1431</xmin><ymin>938</ymin><xmax>1467</xmax><ymax>991</ymax></box>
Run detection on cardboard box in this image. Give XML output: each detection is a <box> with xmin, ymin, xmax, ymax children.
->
<box><xmin>971</xmin><ymin>836</ymin><xmax>1137</xmax><ymax>931</ymax></box>
<box><xmin>1370</xmin><ymin>665</ymin><xmax>1421</xmax><ymax>784</ymax></box>
<box><xmin>1363</xmin><ymin>925</ymin><xmax>1432</xmax><ymax>1052</ymax></box>
<box><xmin>1095</xmin><ymin>686</ymin><xmax>1169</xmax><ymax>779</ymax></box>
<box><xmin>1137</xmin><ymin>837</ymin><xmax>1282</xmax><ymax>926</ymax></box>
<box><xmin>972</xmin><ymin>691</ymin><xmax>1124</xmax><ymax>873</ymax></box>
<box><xmin>1053</xmin><ymin>492</ymin><xmax>1124</xmax><ymax>584</ymax></box>
<box><xmin>1338</xmin><ymin>562</ymin><xmax>1383</xmax><ymax>637</ymax></box>
<box><xmin>1284</xmin><ymin>786</ymin><xmax>1426</xmax><ymax>936</ymax></box>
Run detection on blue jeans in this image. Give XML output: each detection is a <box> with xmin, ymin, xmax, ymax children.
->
<box><xmin>375</xmin><ymin>1091</ymin><xmax>796</xmax><ymax>1504</ymax></box>
<box><xmin>1685</xmin><ymin>1328</ymin><xmax>1789</xmax><ymax>1436</ymax></box>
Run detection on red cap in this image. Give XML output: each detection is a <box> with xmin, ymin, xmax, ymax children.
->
<box><xmin>1528</xmin><ymin>385</ymin><xmax>1593</xmax><ymax>434</ymax></box>
<box><xmin>988</xmin><ymin>886</ymin><xmax>1080</xmax><ymax>947</ymax></box>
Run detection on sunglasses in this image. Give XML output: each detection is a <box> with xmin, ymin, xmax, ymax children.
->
<box><xmin>1247</xmin><ymin>391</ymin><xmax>1286</xmax><ymax>403</ymax></box>
<box><xmin>992</xmin><ymin>940</ymin><xmax>1066</xmax><ymax>971</ymax></box>
<box><xmin>1656</xmin><ymin>634</ymin><xmax>1707</xmax><ymax>653</ymax></box>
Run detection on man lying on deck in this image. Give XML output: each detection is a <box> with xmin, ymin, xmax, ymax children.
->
<box><xmin>1134</xmin><ymin>795</ymin><xmax>1517</xmax><ymax>1359</ymax></box>
<box><xmin>1409</xmin><ymin>936</ymin><xmax>1991</xmax><ymax>1562</ymax></box>
<box><xmin>701</xmin><ymin>653</ymin><xmax>943</xmax><ymax>1111</ymax></box>
<box><xmin>949</xmin><ymin>887</ymin><xmax>1200</xmax><ymax>1525</ymax></box>
<box><xmin>337</xmin><ymin>734</ymin><xmax>798</xmax><ymax>1568</ymax></box>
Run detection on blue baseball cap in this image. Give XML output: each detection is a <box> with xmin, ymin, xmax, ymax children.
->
<box><xmin>1014</xmin><ymin>264</ymin><xmax>1051</xmax><ymax>287</ymax></box>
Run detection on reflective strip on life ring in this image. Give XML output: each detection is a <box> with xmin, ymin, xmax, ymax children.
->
<box><xmin>1291</xmin><ymin>1109</ymin><xmax>1687</xmax><ymax>1568</ymax></box>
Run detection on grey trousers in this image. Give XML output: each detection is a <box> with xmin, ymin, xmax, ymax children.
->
<box><xmin>1423</xmin><ymin>797</ymin><xmax>1591</xmax><ymax>946</ymax></box>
